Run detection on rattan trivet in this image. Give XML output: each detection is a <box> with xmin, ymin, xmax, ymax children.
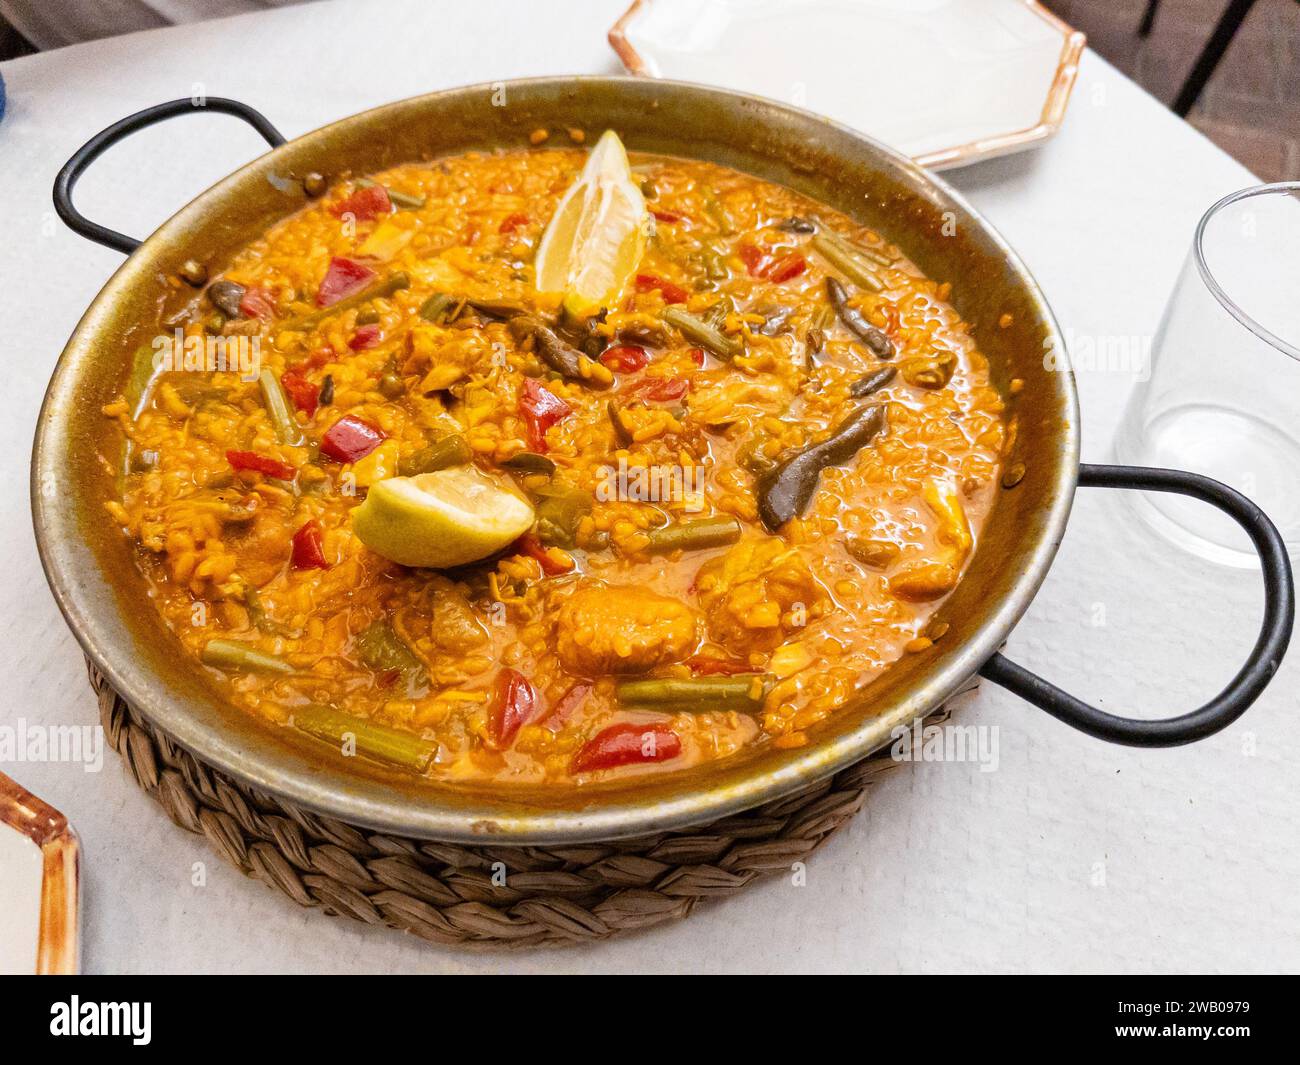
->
<box><xmin>91</xmin><ymin>660</ymin><xmax>963</xmax><ymax>947</ymax></box>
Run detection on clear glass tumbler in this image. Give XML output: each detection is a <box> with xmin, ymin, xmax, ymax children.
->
<box><xmin>1115</xmin><ymin>182</ymin><xmax>1300</xmax><ymax>567</ymax></box>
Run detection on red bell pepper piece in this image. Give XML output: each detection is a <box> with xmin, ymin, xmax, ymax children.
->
<box><xmin>329</xmin><ymin>183</ymin><xmax>391</xmax><ymax>222</ymax></box>
<box><xmin>518</xmin><ymin>378</ymin><xmax>572</xmax><ymax>452</ymax></box>
<box><xmin>319</xmin><ymin>414</ymin><xmax>386</xmax><ymax>463</ymax></box>
<box><xmin>635</xmin><ymin>273</ymin><xmax>688</xmax><ymax>304</ymax></box>
<box><xmin>316</xmin><ymin>257</ymin><xmax>376</xmax><ymax>307</ymax></box>
<box><xmin>280</xmin><ymin>370</ymin><xmax>319</xmax><ymax>417</ymax></box>
<box><xmin>498</xmin><ymin>211</ymin><xmax>529</xmax><ymax>234</ymax></box>
<box><xmin>488</xmin><ymin>668</ymin><xmax>539</xmax><ymax>748</ymax></box>
<box><xmin>348</xmin><ymin>324</ymin><xmax>382</xmax><ymax>350</ymax></box>
<box><xmin>739</xmin><ymin>245</ymin><xmax>807</xmax><ymax>283</ymax></box>
<box><xmin>290</xmin><ymin>519</ymin><xmax>330</xmax><ymax>570</ymax></box>
<box><xmin>238</xmin><ymin>286</ymin><xmax>276</xmax><ymax>321</ymax></box>
<box><xmin>599</xmin><ymin>344</ymin><xmax>650</xmax><ymax>373</ymax></box>
<box><xmin>226</xmin><ymin>450</ymin><xmax>295</xmax><ymax>480</ymax></box>
<box><xmin>511</xmin><ymin>532</ymin><xmax>573</xmax><ymax>576</ymax></box>
<box><xmin>739</xmin><ymin>243</ymin><xmax>769</xmax><ymax>277</ymax></box>
<box><xmin>543</xmin><ymin>682</ymin><xmax>592</xmax><ymax>730</ymax></box>
<box><xmin>764</xmin><ymin>252</ymin><xmax>807</xmax><ymax>283</ymax></box>
<box><xmin>689</xmin><ymin>347</ymin><xmax>705</xmax><ymax>367</ymax></box>
<box><xmin>570</xmin><ymin>722</ymin><xmax>682</xmax><ymax>774</ymax></box>
<box><xmin>651</xmin><ymin>208</ymin><xmax>683</xmax><ymax>224</ymax></box>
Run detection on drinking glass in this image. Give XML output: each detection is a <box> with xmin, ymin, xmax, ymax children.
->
<box><xmin>1115</xmin><ymin>182</ymin><xmax>1300</xmax><ymax>567</ymax></box>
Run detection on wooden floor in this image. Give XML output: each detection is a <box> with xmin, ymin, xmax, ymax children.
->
<box><xmin>1046</xmin><ymin>0</ymin><xmax>1300</xmax><ymax>181</ymax></box>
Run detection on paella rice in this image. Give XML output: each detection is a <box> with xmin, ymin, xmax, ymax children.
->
<box><xmin>104</xmin><ymin>136</ymin><xmax>1005</xmax><ymax>786</ymax></box>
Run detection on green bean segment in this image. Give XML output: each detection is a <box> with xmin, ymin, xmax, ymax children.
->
<box><xmin>661</xmin><ymin>307</ymin><xmax>741</xmax><ymax>359</ymax></box>
<box><xmin>644</xmin><ymin>516</ymin><xmax>742</xmax><ymax>555</ymax></box>
<box><xmin>294</xmin><ymin>704</ymin><xmax>436</xmax><ymax>773</ymax></box>
<box><xmin>201</xmin><ymin>639</ymin><xmax>293</xmax><ymax>674</ymax></box>
<box><xmin>616</xmin><ymin>675</ymin><xmax>769</xmax><ymax>712</ymax></box>
<box><xmin>258</xmin><ymin>369</ymin><xmax>304</xmax><ymax>446</ymax></box>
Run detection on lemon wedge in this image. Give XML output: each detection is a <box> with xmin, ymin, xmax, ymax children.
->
<box><xmin>534</xmin><ymin>129</ymin><xmax>648</xmax><ymax>316</ymax></box>
<box><xmin>351</xmin><ymin>466</ymin><xmax>534</xmax><ymax>569</ymax></box>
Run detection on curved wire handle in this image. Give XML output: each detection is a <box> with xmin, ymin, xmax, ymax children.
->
<box><xmin>981</xmin><ymin>463</ymin><xmax>1295</xmax><ymax>747</ymax></box>
<box><xmin>53</xmin><ymin>97</ymin><xmax>285</xmax><ymax>255</ymax></box>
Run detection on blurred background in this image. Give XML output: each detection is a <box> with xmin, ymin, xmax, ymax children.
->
<box><xmin>0</xmin><ymin>0</ymin><xmax>1296</xmax><ymax>177</ymax></box>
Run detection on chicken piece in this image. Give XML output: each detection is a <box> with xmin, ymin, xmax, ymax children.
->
<box><xmin>226</xmin><ymin>506</ymin><xmax>292</xmax><ymax>587</ymax></box>
<box><xmin>555</xmin><ymin>583</ymin><xmax>700</xmax><ymax>676</ymax></box>
<box><xmin>427</xmin><ymin>577</ymin><xmax>489</xmax><ymax>655</ymax></box>
<box><xmin>407</xmin><ymin>326</ymin><xmax>494</xmax><ymax>392</ymax></box>
<box><xmin>694</xmin><ymin>537</ymin><xmax>827</xmax><ymax>655</ymax></box>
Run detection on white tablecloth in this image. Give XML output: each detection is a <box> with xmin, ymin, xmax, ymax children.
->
<box><xmin>1</xmin><ymin>0</ymin><xmax>1294</xmax><ymax>974</ymax></box>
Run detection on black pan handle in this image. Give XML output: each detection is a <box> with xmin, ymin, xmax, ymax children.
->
<box><xmin>53</xmin><ymin>97</ymin><xmax>285</xmax><ymax>255</ymax></box>
<box><xmin>980</xmin><ymin>463</ymin><xmax>1294</xmax><ymax>747</ymax></box>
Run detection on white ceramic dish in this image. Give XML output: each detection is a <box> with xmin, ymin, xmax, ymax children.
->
<box><xmin>609</xmin><ymin>0</ymin><xmax>1085</xmax><ymax>170</ymax></box>
<box><xmin>0</xmin><ymin>772</ymin><xmax>79</xmax><ymax>974</ymax></box>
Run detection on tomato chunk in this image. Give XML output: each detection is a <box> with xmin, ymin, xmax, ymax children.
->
<box><xmin>635</xmin><ymin>273</ymin><xmax>688</xmax><ymax>304</ymax></box>
<box><xmin>330</xmin><ymin>184</ymin><xmax>391</xmax><ymax>222</ymax></box>
<box><xmin>290</xmin><ymin>520</ymin><xmax>330</xmax><ymax>570</ymax></box>
<box><xmin>488</xmin><ymin>668</ymin><xmax>539</xmax><ymax>748</ymax></box>
<box><xmin>319</xmin><ymin>414</ymin><xmax>386</xmax><ymax>463</ymax></box>
<box><xmin>348</xmin><ymin>324</ymin><xmax>382</xmax><ymax>350</ymax></box>
<box><xmin>316</xmin><ymin>257</ymin><xmax>376</xmax><ymax>307</ymax></box>
<box><xmin>518</xmin><ymin>378</ymin><xmax>572</xmax><ymax>452</ymax></box>
<box><xmin>570</xmin><ymin>723</ymin><xmax>681</xmax><ymax>773</ymax></box>
<box><xmin>226</xmin><ymin>450</ymin><xmax>295</xmax><ymax>480</ymax></box>
<box><xmin>599</xmin><ymin>344</ymin><xmax>649</xmax><ymax>373</ymax></box>
<box><xmin>280</xmin><ymin>370</ymin><xmax>319</xmax><ymax>417</ymax></box>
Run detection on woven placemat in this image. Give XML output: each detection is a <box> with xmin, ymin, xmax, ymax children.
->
<box><xmin>90</xmin><ymin>660</ymin><xmax>961</xmax><ymax>947</ymax></box>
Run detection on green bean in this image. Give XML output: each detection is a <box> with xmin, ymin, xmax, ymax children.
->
<box><xmin>258</xmin><ymin>369</ymin><xmax>305</xmax><ymax>447</ymax></box>
<box><xmin>757</xmin><ymin>404</ymin><xmax>888</xmax><ymax>531</ymax></box>
<box><xmin>661</xmin><ymin>307</ymin><xmax>741</xmax><ymax>360</ymax></box>
<box><xmin>502</xmin><ymin>451</ymin><xmax>556</xmax><ymax>475</ymax></box>
<box><xmin>817</xmin><ymin>223</ymin><xmax>892</xmax><ymax>266</ymax></box>
<box><xmin>354</xmin><ymin>621</ymin><xmax>424</xmax><ymax>679</ymax></box>
<box><xmin>616</xmin><ymin>675</ymin><xmax>768</xmax><ymax>712</ymax></box>
<box><xmin>810</xmin><ymin>232</ymin><xmax>884</xmax><ymax>292</ymax></box>
<box><xmin>644</xmin><ymin>516</ymin><xmax>742</xmax><ymax>555</ymax></box>
<box><xmin>293</xmin><ymin>704</ymin><xmax>436</xmax><ymax>773</ymax></box>
<box><xmin>278</xmin><ymin>272</ymin><xmax>410</xmax><ymax>332</ymax></box>
<box><xmin>398</xmin><ymin>433</ymin><xmax>472</xmax><ymax>475</ymax></box>
<box><xmin>242</xmin><ymin>586</ymin><xmax>298</xmax><ymax>638</ymax></box>
<box><xmin>201</xmin><ymin>639</ymin><xmax>293</xmax><ymax>674</ymax></box>
<box><xmin>418</xmin><ymin>292</ymin><xmax>456</xmax><ymax>323</ymax></box>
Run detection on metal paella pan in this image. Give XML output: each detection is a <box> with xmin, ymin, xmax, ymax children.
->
<box><xmin>33</xmin><ymin>77</ymin><xmax>1294</xmax><ymax>846</ymax></box>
